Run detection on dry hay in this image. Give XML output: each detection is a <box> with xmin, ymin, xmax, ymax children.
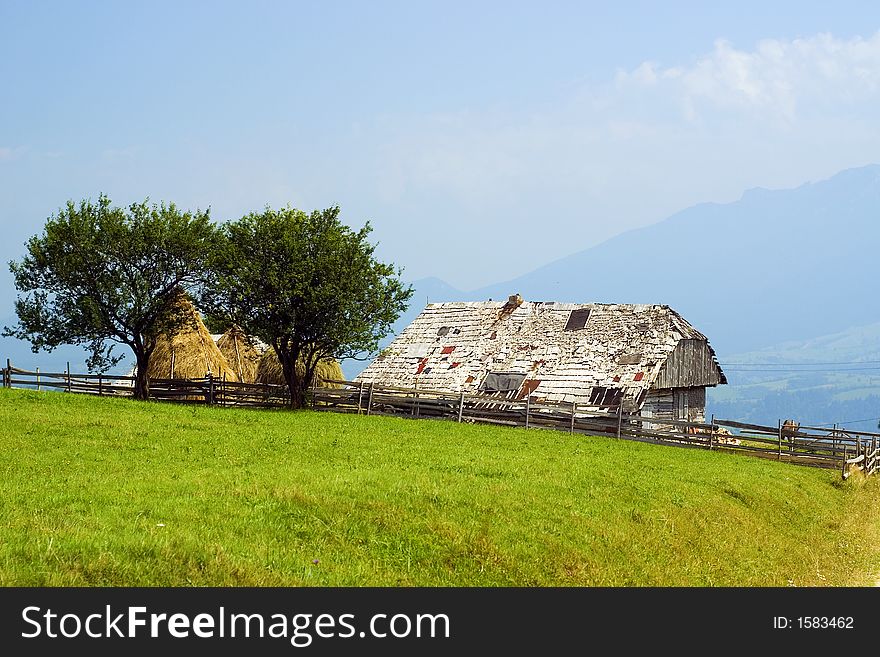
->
<box><xmin>255</xmin><ymin>349</ymin><xmax>343</xmax><ymax>388</ymax></box>
<box><xmin>216</xmin><ymin>325</ymin><xmax>262</xmax><ymax>384</ymax></box>
<box><xmin>685</xmin><ymin>424</ymin><xmax>740</xmax><ymax>446</ymax></box>
<box><xmin>146</xmin><ymin>291</ymin><xmax>239</xmax><ymax>382</ymax></box>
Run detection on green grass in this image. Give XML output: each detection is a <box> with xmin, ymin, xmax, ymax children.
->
<box><xmin>1</xmin><ymin>388</ymin><xmax>878</xmax><ymax>586</ymax></box>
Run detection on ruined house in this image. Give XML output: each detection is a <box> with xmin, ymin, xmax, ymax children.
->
<box><xmin>356</xmin><ymin>295</ymin><xmax>727</xmax><ymax>424</ymax></box>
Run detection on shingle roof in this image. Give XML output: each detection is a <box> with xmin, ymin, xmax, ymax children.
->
<box><xmin>356</xmin><ymin>300</ymin><xmax>725</xmax><ymax>406</ymax></box>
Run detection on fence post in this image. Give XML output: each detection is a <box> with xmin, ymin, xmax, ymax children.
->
<box><xmin>66</xmin><ymin>361</ymin><xmax>71</xmax><ymax>393</ymax></box>
<box><xmin>777</xmin><ymin>419</ymin><xmax>782</xmax><ymax>460</ymax></box>
<box><xmin>842</xmin><ymin>445</ymin><xmax>848</xmax><ymax>479</ymax></box>
<box><xmin>525</xmin><ymin>395</ymin><xmax>530</xmax><ymax>429</ymax></box>
<box><xmin>458</xmin><ymin>392</ymin><xmax>465</xmax><ymax>423</ymax></box>
<box><xmin>207</xmin><ymin>374</ymin><xmax>214</xmax><ymax>405</ymax></box>
<box><xmin>5</xmin><ymin>358</ymin><xmax>10</xmax><ymax>388</ymax></box>
<box><xmin>616</xmin><ymin>404</ymin><xmax>623</xmax><ymax>438</ymax></box>
<box><xmin>570</xmin><ymin>401</ymin><xmax>576</xmax><ymax>434</ymax></box>
<box><xmin>367</xmin><ymin>382</ymin><xmax>374</xmax><ymax>416</ymax></box>
<box><xmin>357</xmin><ymin>381</ymin><xmax>364</xmax><ymax>414</ymax></box>
<box><xmin>36</xmin><ymin>366</ymin><xmax>40</xmax><ymax>392</ymax></box>
<box><xmin>709</xmin><ymin>413</ymin><xmax>715</xmax><ymax>450</ymax></box>
<box><xmin>98</xmin><ymin>374</ymin><xmax>103</xmax><ymax>396</ymax></box>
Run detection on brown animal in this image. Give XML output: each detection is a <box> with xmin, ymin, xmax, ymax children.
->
<box><xmin>782</xmin><ymin>419</ymin><xmax>800</xmax><ymax>443</ymax></box>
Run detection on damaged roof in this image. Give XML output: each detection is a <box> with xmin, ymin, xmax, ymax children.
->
<box><xmin>356</xmin><ymin>298</ymin><xmax>726</xmax><ymax>408</ymax></box>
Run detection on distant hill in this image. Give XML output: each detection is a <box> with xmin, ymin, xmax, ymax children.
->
<box><xmin>474</xmin><ymin>164</ymin><xmax>880</xmax><ymax>356</ymax></box>
<box><xmin>708</xmin><ymin>321</ymin><xmax>880</xmax><ymax>429</ymax></box>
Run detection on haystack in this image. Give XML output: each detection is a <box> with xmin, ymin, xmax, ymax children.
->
<box><xmin>216</xmin><ymin>325</ymin><xmax>262</xmax><ymax>384</ymax></box>
<box><xmin>146</xmin><ymin>291</ymin><xmax>239</xmax><ymax>382</ymax></box>
<box><xmin>255</xmin><ymin>349</ymin><xmax>343</xmax><ymax>388</ymax></box>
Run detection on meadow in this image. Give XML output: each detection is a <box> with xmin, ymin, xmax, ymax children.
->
<box><xmin>1</xmin><ymin>388</ymin><xmax>877</xmax><ymax>586</ymax></box>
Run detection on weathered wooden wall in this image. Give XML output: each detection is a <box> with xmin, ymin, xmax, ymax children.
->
<box><xmin>673</xmin><ymin>387</ymin><xmax>706</xmax><ymax>422</ymax></box>
<box><xmin>641</xmin><ymin>389</ymin><xmax>674</xmax><ymax>425</ymax></box>
<box><xmin>654</xmin><ymin>339</ymin><xmax>724</xmax><ymax>389</ymax></box>
<box><xmin>641</xmin><ymin>387</ymin><xmax>705</xmax><ymax>424</ymax></box>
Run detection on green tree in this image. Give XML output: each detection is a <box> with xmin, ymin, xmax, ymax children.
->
<box><xmin>202</xmin><ymin>205</ymin><xmax>412</xmax><ymax>408</ymax></box>
<box><xmin>4</xmin><ymin>195</ymin><xmax>218</xmax><ymax>400</ymax></box>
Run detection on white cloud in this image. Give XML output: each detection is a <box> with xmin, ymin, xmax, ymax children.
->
<box><xmin>617</xmin><ymin>32</ymin><xmax>880</xmax><ymax>121</ymax></box>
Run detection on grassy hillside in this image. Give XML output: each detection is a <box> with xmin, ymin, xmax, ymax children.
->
<box><xmin>0</xmin><ymin>388</ymin><xmax>878</xmax><ymax>586</ymax></box>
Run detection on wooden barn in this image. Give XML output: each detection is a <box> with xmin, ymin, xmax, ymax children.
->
<box><xmin>356</xmin><ymin>295</ymin><xmax>727</xmax><ymax>424</ymax></box>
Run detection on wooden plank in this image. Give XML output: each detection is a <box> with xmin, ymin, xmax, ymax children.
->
<box><xmin>715</xmin><ymin>418</ymin><xmax>780</xmax><ymax>434</ymax></box>
<box><xmin>8</xmin><ymin>378</ymin><xmax>66</xmax><ymax>389</ymax></box>
<box><xmin>797</xmin><ymin>424</ymin><xmax>880</xmax><ymax>439</ymax></box>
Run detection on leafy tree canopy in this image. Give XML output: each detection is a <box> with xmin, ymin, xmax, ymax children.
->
<box><xmin>4</xmin><ymin>195</ymin><xmax>218</xmax><ymax>399</ymax></box>
<box><xmin>202</xmin><ymin>205</ymin><xmax>412</xmax><ymax>407</ymax></box>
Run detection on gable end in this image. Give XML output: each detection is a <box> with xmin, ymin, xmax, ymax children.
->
<box><xmin>654</xmin><ymin>339</ymin><xmax>726</xmax><ymax>389</ymax></box>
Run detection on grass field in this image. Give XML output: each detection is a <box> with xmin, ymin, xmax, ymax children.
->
<box><xmin>1</xmin><ymin>388</ymin><xmax>878</xmax><ymax>586</ymax></box>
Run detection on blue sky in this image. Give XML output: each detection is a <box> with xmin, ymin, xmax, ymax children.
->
<box><xmin>2</xmin><ymin>1</ymin><xmax>880</xmax><ymax>292</ymax></box>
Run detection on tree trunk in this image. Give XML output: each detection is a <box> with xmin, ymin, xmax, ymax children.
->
<box><xmin>133</xmin><ymin>350</ymin><xmax>151</xmax><ymax>401</ymax></box>
<box><xmin>289</xmin><ymin>381</ymin><xmax>306</xmax><ymax>409</ymax></box>
<box><xmin>280</xmin><ymin>353</ymin><xmax>307</xmax><ymax>409</ymax></box>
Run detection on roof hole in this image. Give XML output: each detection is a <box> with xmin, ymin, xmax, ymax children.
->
<box><xmin>564</xmin><ymin>309</ymin><xmax>591</xmax><ymax>331</ymax></box>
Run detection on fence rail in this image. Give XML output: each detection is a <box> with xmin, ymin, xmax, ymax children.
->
<box><xmin>2</xmin><ymin>360</ymin><xmax>876</xmax><ymax>478</ymax></box>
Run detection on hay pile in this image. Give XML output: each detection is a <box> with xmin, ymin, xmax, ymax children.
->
<box><xmin>146</xmin><ymin>291</ymin><xmax>239</xmax><ymax>382</ymax></box>
<box><xmin>216</xmin><ymin>325</ymin><xmax>262</xmax><ymax>384</ymax></box>
<box><xmin>255</xmin><ymin>349</ymin><xmax>343</xmax><ymax>388</ymax></box>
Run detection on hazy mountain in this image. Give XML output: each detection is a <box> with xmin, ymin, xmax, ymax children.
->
<box><xmin>473</xmin><ymin>164</ymin><xmax>880</xmax><ymax>357</ymax></box>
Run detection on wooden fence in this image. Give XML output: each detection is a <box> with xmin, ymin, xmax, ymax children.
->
<box><xmin>1</xmin><ymin>361</ymin><xmax>291</xmax><ymax>408</ymax></box>
<box><xmin>3</xmin><ymin>360</ymin><xmax>878</xmax><ymax>478</ymax></box>
<box><xmin>308</xmin><ymin>379</ymin><xmax>880</xmax><ymax>476</ymax></box>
